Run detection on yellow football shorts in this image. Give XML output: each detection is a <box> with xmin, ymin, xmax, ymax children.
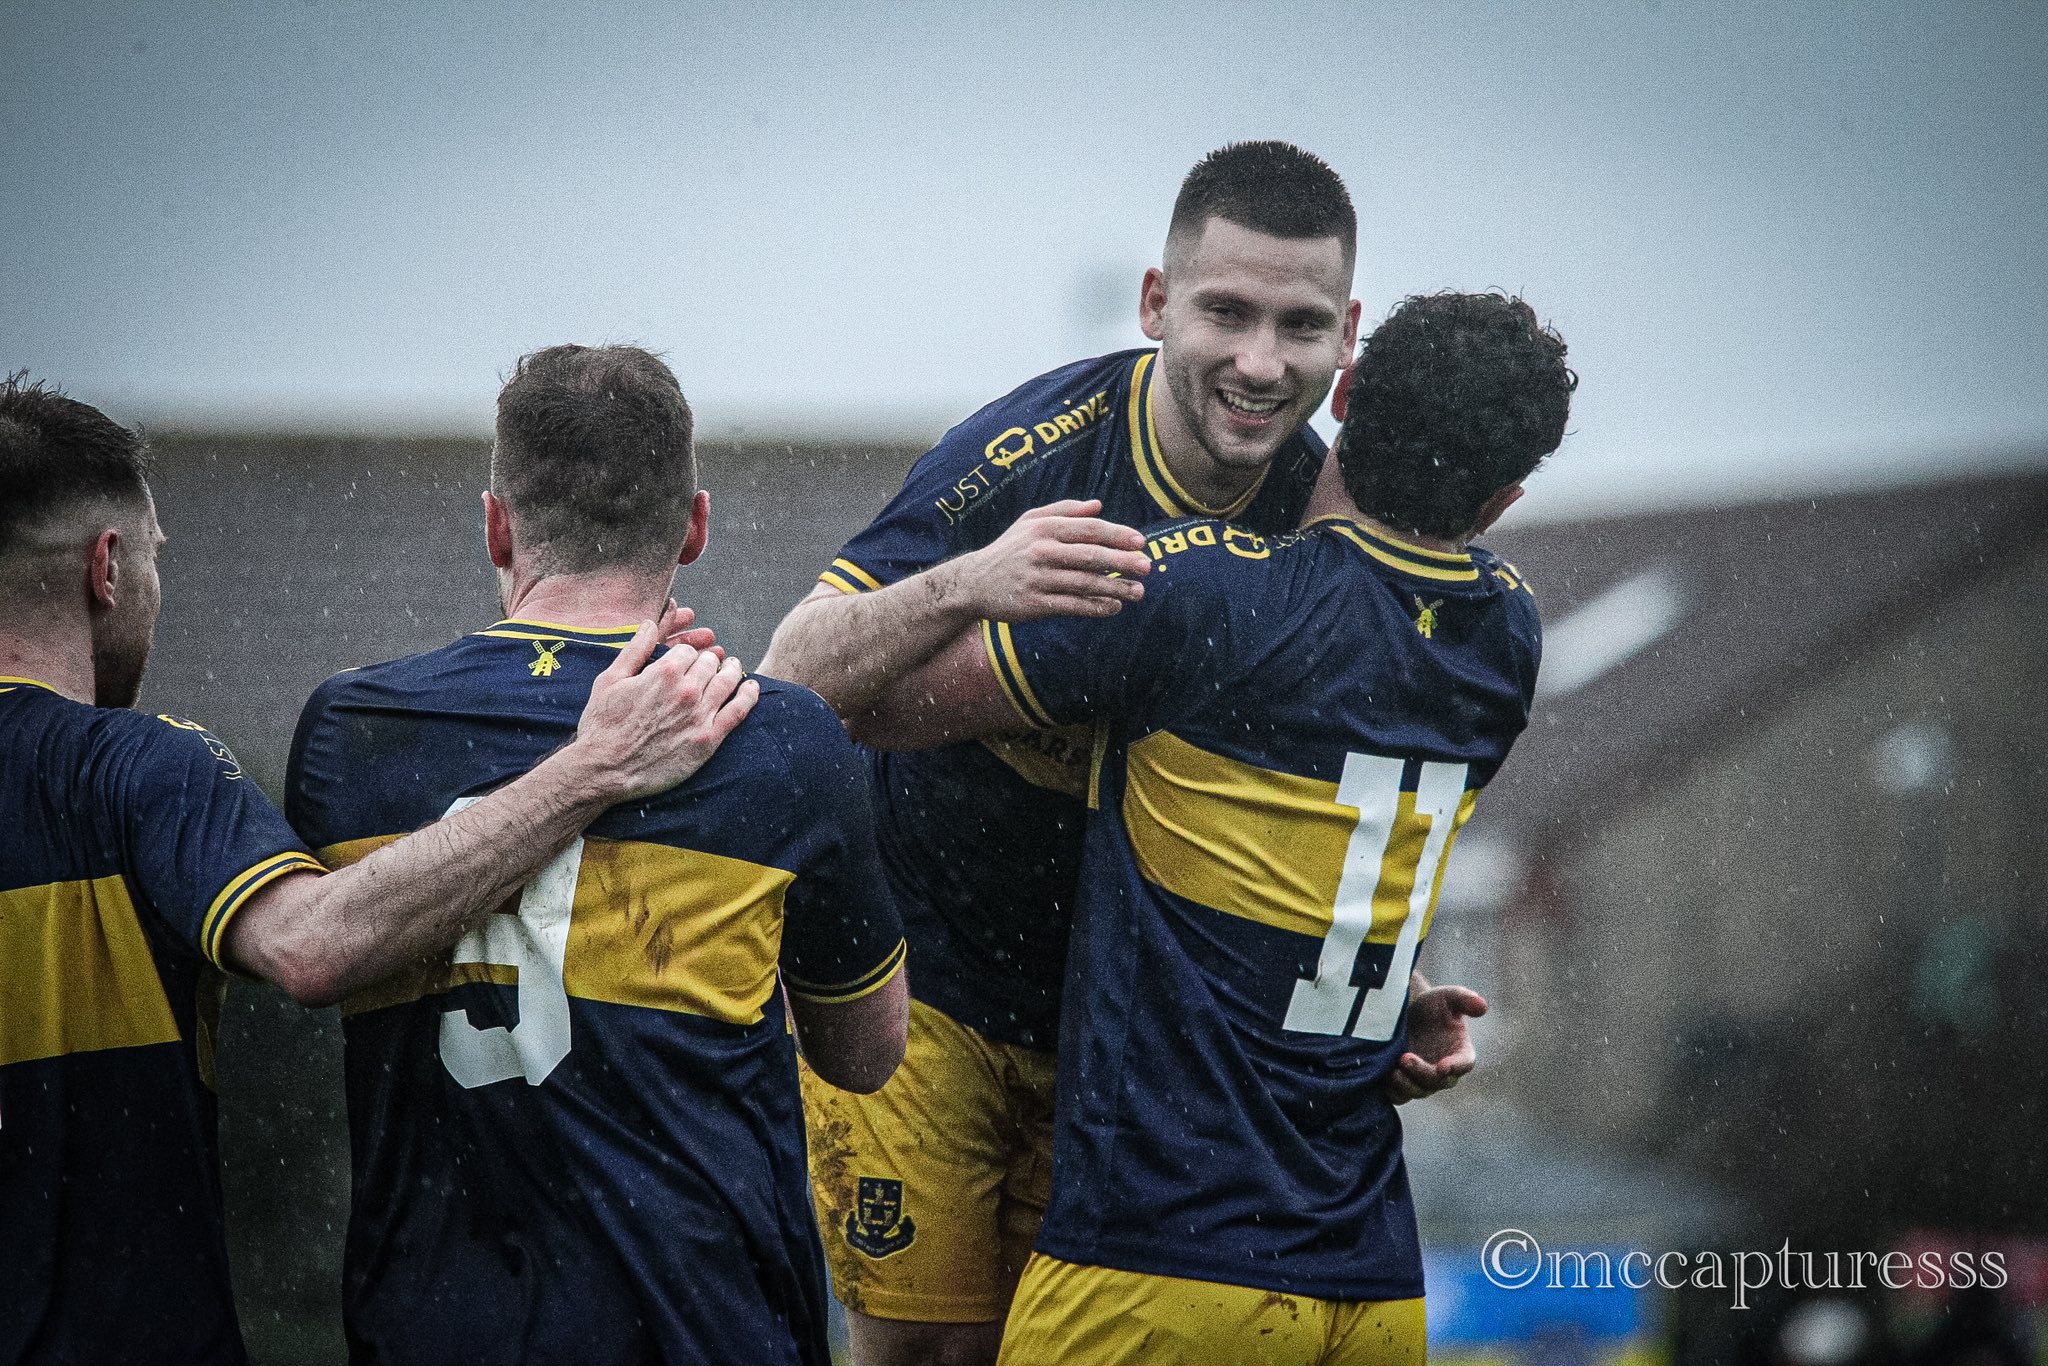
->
<box><xmin>996</xmin><ymin>1254</ymin><xmax>1428</xmax><ymax>1365</ymax></box>
<box><xmin>800</xmin><ymin>998</ymin><xmax>1056</xmax><ymax>1322</ymax></box>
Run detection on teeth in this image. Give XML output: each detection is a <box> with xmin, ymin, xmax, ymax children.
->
<box><xmin>1219</xmin><ymin>392</ymin><xmax>1282</xmax><ymax>415</ymax></box>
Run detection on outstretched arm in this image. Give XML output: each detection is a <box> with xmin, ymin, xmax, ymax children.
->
<box><xmin>226</xmin><ymin>625</ymin><xmax>759</xmax><ymax>1007</ymax></box>
<box><xmin>759</xmin><ymin>500</ymin><xmax>1150</xmax><ymax>715</ymax></box>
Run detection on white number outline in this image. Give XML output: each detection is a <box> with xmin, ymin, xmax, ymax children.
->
<box><xmin>1282</xmin><ymin>755</ymin><xmax>1468</xmax><ymax>1040</ymax></box>
<box><xmin>436</xmin><ymin>795</ymin><xmax>578</xmax><ymax>1088</ymax></box>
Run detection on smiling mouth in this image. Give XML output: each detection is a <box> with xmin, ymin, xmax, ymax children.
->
<box><xmin>1218</xmin><ymin>390</ymin><xmax>1284</xmax><ymax>418</ymax></box>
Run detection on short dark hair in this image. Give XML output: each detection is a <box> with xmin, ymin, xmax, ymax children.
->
<box><xmin>1339</xmin><ymin>292</ymin><xmax>1576</xmax><ymax>539</ymax></box>
<box><xmin>492</xmin><ymin>345</ymin><xmax>698</xmax><ymax>575</ymax></box>
<box><xmin>1167</xmin><ymin>141</ymin><xmax>1356</xmax><ymax>266</ymax></box>
<box><xmin>0</xmin><ymin>372</ymin><xmax>153</xmax><ymax>558</ymax></box>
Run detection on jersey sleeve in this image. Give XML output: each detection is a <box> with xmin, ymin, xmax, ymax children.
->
<box><xmin>986</xmin><ymin>519</ymin><xmax>1254</xmax><ymax>730</ymax></box>
<box><xmin>818</xmin><ymin>431</ymin><xmax>993</xmax><ymax>594</ymax></box>
<box><xmin>283</xmin><ymin>673</ymin><xmax>348</xmax><ymax>852</ymax></box>
<box><xmin>112</xmin><ymin>714</ymin><xmax>324</xmax><ymax>970</ymax></box>
<box><xmin>774</xmin><ymin>710</ymin><xmax>906</xmax><ymax>1004</ymax></box>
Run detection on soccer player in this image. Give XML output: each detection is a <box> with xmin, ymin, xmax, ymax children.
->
<box><xmin>857</xmin><ymin>291</ymin><xmax>1575</xmax><ymax>1364</ymax></box>
<box><xmin>760</xmin><ymin>140</ymin><xmax>1379</xmax><ymax>1366</ymax></box>
<box><xmin>285</xmin><ymin>344</ymin><xmax>910</xmax><ymax>1366</ymax></box>
<box><xmin>0</xmin><ymin>374</ymin><xmax>753</xmax><ymax>1366</ymax></box>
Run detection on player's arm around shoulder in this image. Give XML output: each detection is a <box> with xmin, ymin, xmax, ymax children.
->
<box><xmin>761</xmin><ymin>497</ymin><xmax>1152</xmax><ymax>718</ymax></box>
<box><xmin>842</xmin><ymin>517</ymin><xmax>1262</xmax><ymax>750</ymax></box>
<box><xmin>761</xmin><ymin>371</ymin><xmax>1154</xmax><ymax>715</ymax></box>
<box><xmin>228</xmin><ymin>626</ymin><xmax>759</xmax><ymax>1007</ymax></box>
<box><xmin>759</xmin><ymin>683</ymin><xmax>909</xmax><ymax>1093</ymax></box>
<box><xmin>1472</xmin><ymin>545</ymin><xmax>1543</xmax><ymax>701</ymax></box>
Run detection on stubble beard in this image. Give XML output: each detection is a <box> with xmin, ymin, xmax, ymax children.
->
<box><xmin>1160</xmin><ymin>357</ymin><xmax>1295</xmax><ymax>480</ymax></box>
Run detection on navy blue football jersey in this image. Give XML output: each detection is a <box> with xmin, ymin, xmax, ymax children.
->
<box><xmin>821</xmin><ymin>349</ymin><xmax>1326</xmax><ymax>1047</ymax></box>
<box><xmin>0</xmin><ymin>678</ymin><xmax>321</xmax><ymax>1365</ymax></box>
<box><xmin>987</xmin><ymin>516</ymin><xmax>1539</xmax><ymax>1300</ymax></box>
<box><xmin>285</xmin><ymin>621</ymin><xmax>906</xmax><ymax>1366</ymax></box>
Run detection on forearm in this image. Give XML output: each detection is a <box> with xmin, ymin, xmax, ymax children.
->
<box><xmin>234</xmin><ymin>744</ymin><xmax>622</xmax><ymax>1005</ymax></box>
<box><xmin>846</xmin><ymin>624</ymin><xmax>1016</xmax><ymax>750</ymax></box>
<box><xmin>761</xmin><ymin>570</ymin><xmax>979</xmax><ymax>715</ymax></box>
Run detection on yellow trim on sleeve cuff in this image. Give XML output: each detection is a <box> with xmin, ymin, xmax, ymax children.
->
<box><xmin>982</xmin><ymin>620</ymin><xmax>1058</xmax><ymax>730</ymax></box>
<box><xmin>785</xmin><ymin>937</ymin><xmax>907</xmax><ymax>1005</ymax></box>
<box><xmin>820</xmin><ymin>557</ymin><xmax>884</xmax><ymax>594</ymax></box>
<box><xmin>201</xmin><ymin>851</ymin><xmax>325</xmax><ymax>968</ymax></box>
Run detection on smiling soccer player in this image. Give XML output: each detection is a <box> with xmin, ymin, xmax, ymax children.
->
<box><xmin>761</xmin><ymin>143</ymin><xmax>1471</xmax><ymax>1366</ymax></box>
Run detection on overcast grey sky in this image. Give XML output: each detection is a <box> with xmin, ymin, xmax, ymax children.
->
<box><xmin>5</xmin><ymin>0</ymin><xmax>2045</xmax><ymax>518</ymax></box>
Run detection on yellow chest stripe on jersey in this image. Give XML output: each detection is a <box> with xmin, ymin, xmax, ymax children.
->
<box><xmin>1121</xmin><ymin>730</ymin><xmax>1473</xmax><ymax>944</ymax></box>
<box><xmin>0</xmin><ymin>874</ymin><xmax>180</xmax><ymax>1067</ymax></box>
<box><xmin>328</xmin><ymin>835</ymin><xmax>794</xmax><ymax>1025</ymax></box>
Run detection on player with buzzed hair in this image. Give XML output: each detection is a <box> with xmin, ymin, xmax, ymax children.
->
<box><xmin>0</xmin><ymin>372</ymin><xmax>752</xmax><ymax>1365</ymax></box>
<box><xmin>764</xmin><ymin>143</ymin><xmax>1480</xmax><ymax>1366</ymax></box>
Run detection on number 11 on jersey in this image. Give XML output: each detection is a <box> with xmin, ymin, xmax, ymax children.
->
<box><xmin>1282</xmin><ymin>755</ymin><xmax>1470</xmax><ymax>1040</ymax></box>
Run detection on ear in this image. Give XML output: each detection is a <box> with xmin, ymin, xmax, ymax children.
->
<box><xmin>1467</xmin><ymin>484</ymin><xmax>1525</xmax><ymax>539</ymax></box>
<box><xmin>1340</xmin><ymin>298</ymin><xmax>1362</xmax><ymax>356</ymax></box>
<box><xmin>1330</xmin><ymin>359</ymin><xmax>1356</xmax><ymax>422</ymax></box>
<box><xmin>483</xmin><ymin>491</ymin><xmax>516</xmax><ymax>570</ymax></box>
<box><xmin>87</xmin><ymin>528</ymin><xmax>121</xmax><ymax>611</ymax></box>
<box><xmin>1138</xmin><ymin>266</ymin><xmax>1168</xmax><ymax>342</ymax></box>
<box><xmin>676</xmin><ymin>490</ymin><xmax>712</xmax><ymax>567</ymax></box>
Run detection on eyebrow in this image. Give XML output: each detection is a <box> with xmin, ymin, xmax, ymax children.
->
<box><xmin>1189</xmin><ymin>286</ymin><xmax>1339</xmax><ymax>328</ymax></box>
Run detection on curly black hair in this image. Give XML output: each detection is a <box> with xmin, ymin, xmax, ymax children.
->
<box><xmin>1338</xmin><ymin>292</ymin><xmax>1575</xmax><ymax>540</ymax></box>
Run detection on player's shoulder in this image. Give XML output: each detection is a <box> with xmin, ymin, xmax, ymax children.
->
<box><xmin>920</xmin><ymin>349</ymin><xmax>1144</xmax><ymax>474</ymax></box>
<box><xmin>737</xmin><ymin>677</ymin><xmax>857</xmax><ymax>760</ymax></box>
<box><xmin>739</xmin><ymin>676</ymin><xmax>840</xmax><ymax>732</ymax></box>
<box><xmin>1113</xmin><ymin>517</ymin><xmax>1316</xmax><ymax>652</ymax></box>
<box><xmin>1139</xmin><ymin>515</ymin><xmax>1308</xmax><ymax>589</ymax></box>
<box><xmin>299</xmin><ymin>630</ymin><xmax>498</xmax><ymax>719</ymax></box>
<box><xmin>698</xmin><ymin>676</ymin><xmax>868</xmax><ymax>809</ymax></box>
<box><xmin>1465</xmin><ymin>542</ymin><xmax>1541</xmax><ymax>632</ymax></box>
<box><xmin>949</xmin><ymin>349</ymin><xmax>1141</xmax><ymax>440</ymax></box>
<box><xmin>85</xmin><ymin>706</ymin><xmax>254</xmax><ymax>792</ymax></box>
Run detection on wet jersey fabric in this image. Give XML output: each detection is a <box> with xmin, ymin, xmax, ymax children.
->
<box><xmin>285</xmin><ymin>622</ymin><xmax>905</xmax><ymax>1366</ymax></box>
<box><xmin>822</xmin><ymin>350</ymin><xmax>1326</xmax><ymax>1047</ymax></box>
<box><xmin>0</xmin><ymin>679</ymin><xmax>320</xmax><ymax>1366</ymax></box>
<box><xmin>986</xmin><ymin>517</ymin><xmax>1539</xmax><ymax>1299</ymax></box>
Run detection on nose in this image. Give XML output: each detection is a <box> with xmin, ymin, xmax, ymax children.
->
<box><xmin>1234</xmin><ymin>326</ymin><xmax>1285</xmax><ymax>387</ymax></box>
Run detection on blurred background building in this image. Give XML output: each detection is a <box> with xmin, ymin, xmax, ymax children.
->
<box><xmin>8</xmin><ymin>1</ymin><xmax>2047</xmax><ymax>1361</ymax></box>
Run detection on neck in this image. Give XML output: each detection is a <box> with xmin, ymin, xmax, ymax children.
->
<box><xmin>1300</xmin><ymin>457</ymin><xmax>1468</xmax><ymax>552</ymax></box>
<box><xmin>0</xmin><ymin>609</ymin><xmax>96</xmax><ymax>703</ymax></box>
<box><xmin>500</xmin><ymin>566</ymin><xmax>676</xmax><ymax>630</ymax></box>
<box><xmin>1148</xmin><ymin>384</ymin><xmax>1266</xmax><ymax>512</ymax></box>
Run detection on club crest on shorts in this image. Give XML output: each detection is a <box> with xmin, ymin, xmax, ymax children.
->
<box><xmin>845</xmin><ymin>1176</ymin><xmax>916</xmax><ymax>1259</ymax></box>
